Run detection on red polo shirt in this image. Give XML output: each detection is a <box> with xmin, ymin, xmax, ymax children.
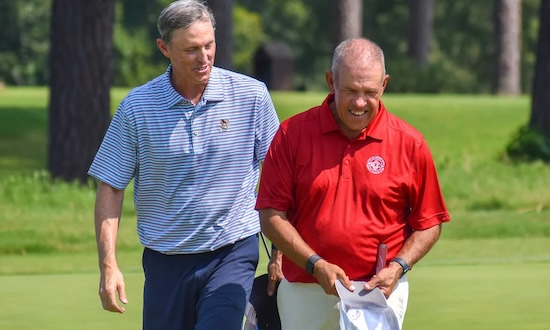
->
<box><xmin>256</xmin><ymin>94</ymin><xmax>450</xmax><ymax>283</ymax></box>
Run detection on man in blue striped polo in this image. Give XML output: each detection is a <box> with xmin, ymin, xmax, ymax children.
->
<box><xmin>88</xmin><ymin>1</ymin><xmax>279</xmax><ymax>329</ymax></box>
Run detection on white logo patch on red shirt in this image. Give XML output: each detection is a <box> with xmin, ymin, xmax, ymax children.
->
<box><xmin>366</xmin><ymin>156</ymin><xmax>385</xmax><ymax>174</ymax></box>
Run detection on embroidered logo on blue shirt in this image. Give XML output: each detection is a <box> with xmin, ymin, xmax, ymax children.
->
<box><xmin>220</xmin><ymin>119</ymin><xmax>230</xmax><ymax>132</ymax></box>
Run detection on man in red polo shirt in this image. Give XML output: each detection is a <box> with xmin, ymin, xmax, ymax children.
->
<box><xmin>255</xmin><ymin>37</ymin><xmax>450</xmax><ymax>330</ymax></box>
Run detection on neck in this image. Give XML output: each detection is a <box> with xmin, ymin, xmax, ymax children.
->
<box><xmin>329</xmin><ymin>101</ymin><xmax>363</xmax><ymax>139</ymax></box>
<box><xmin>170</xmin><ymin>74</ymin><xmax>206</xmax><ymax>106</ymax></box>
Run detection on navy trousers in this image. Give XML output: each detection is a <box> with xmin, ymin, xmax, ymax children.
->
<box><xmin>142</xmin><ymin>234</ymin><xmax>259</xmax><ymax>330</ymax></box>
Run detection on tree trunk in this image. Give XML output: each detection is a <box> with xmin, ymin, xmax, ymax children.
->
<box><xmin>493</xmin><ymin>0</ymin><xmax>521</xmax><ymax>95</ymax></box>
<box><xmin>333</xmin><ymin>0</ymin><xmax>363</xmax><ymax>48</ymax></box>
<box><xmin>48</xmin><ymin>0</ymin><xmax>115</xmax><ymax>182</ymax></box>
<box><xmin>529</xmin><ymin>0</ymin><xmax>550</xmax><ymax>137</ymax></box>
<box><xmin>407</xmin><ymin>0</ymin><xmax>435</xmax><ymax>66</ymax></box>
<box><xmin>207</xmin><ymin>0</ymin><xmax>233</xmax><ymax>70</ymax></box>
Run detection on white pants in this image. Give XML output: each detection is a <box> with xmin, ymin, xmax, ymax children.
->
<box><xmin>277</xmin><ymin>276</ymin><xmax>409</xmax><ymax>330</ymax></box>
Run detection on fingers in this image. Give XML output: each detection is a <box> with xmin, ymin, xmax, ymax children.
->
<box><xmin>314</xmin><ymin>261</ymin><xmax>351</xmax><ymax>297</ymax></box>
<box><xmin>118</xmin><ymin>282</ymin><xmax>128</xmax><ymax>305</ymax></box>
<box><xmin>364</xmin><ymin>272</ymin><xmax>396</xmax><ymax>298</ymax></box>
<box><xmin>337</xmin><ymin>275</ymin><xmax>355</xmax><ymax>292</ymax></box>
<box><xmin>99</xmin><ymin>273</ymin><xmax>127</xmax><ymax>313</ymax></box>
<box><xmin>267</xmin><ymin>254</ymin><xmax>284</xmax><ymax>296</ymax></box>
<box><xmin>267</xmin><ymin>277</ymin><xmax>277</xmax><ymax>296</ymax></box>
<box><xmin>99</xmin><ymin>288</ymin><xmax>126</xmax><ymax>313</ymax></box>
<box><xmin>364</xmin><ymin>274</ymin><xmax>382</xmax><ymax>291</ymax></box>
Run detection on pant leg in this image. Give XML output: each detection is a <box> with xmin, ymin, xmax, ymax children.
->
<box><xmin>386</xmin><ymin>275</ymin><xmax>409</xmax><ymax>329</ymax></box>
<box><xmin>277</xmin><ymin>277</ymin><xmax>409</xmax><ymax>330</ymax></box>
<box><xmin>277</xmin><ymin>279</ymin><xmax>341</xmax><ymax>330</ymax></box>
<box><xmin>195</xmin><ymin>234</ymin><xmax>259</xmax><ymax>330</ymax></box>
<box><xmin>142</xmin><ymin>248</ymin><xmax>204</xmax><ymax>330</ymax></box>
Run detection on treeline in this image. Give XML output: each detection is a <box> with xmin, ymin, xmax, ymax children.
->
<box><xmin>0</xmin><ymin>0</ymin><xmax>542</xmax><ymax>93</ymax></box>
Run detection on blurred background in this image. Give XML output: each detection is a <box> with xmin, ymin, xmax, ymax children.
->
<box><xmin>1</xmin><ymin>0</ymin><xmax>548</xmax><ymax>183</ymax></box>
<box><xmin>0</xmin><ymin>0</ymin><xmax>542</xmax><ymax>93</ymax></box>
<box><xmin>1</xmin><ymin>1</ymin><xmax>549</xmax><ymax>328</ymax></box>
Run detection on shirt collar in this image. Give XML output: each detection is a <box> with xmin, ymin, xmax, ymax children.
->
<box><xmin>152</xmin><ymin>65</ymin><xmax>225</xmax><ymax>108</ymax></box>
<box><xmin>202</xmin><ymin>67</ymin><xmax>225</xmax><ymax>103</ymax></box>
<box><xmin>319</xmin><ymin>93</ymin><xmax>388</xmax><ymax>141</ymax></box>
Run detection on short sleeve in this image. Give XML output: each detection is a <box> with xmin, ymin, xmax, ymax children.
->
<box><xmin>254</xmin><ymin>85</ymin><xmax>280</xmax><ymax>163</ymax></box>
<box><xmin>87</xmin><ymin>105</ymin><xmax>137</xmax><ymax>190</ymax></box>
<box><xmin>407</xmin><ymin>140</ymin><xmax>450</xmax><ymax>230</ymax></box>
<box><xmin>255</xmin><ymin>126</ymin><xmax>295</xmax><ymax>212</ymax></box>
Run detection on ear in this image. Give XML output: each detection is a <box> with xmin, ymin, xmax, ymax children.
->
<box><xmin>156</xmin><ymin>38</ymin><xmax>170</xmax><ymax>58</ymax></box>
<box><xmin>379</xmin><ymin>74</ymin><xmax>390</xmax><ymax>97</ymax></box>
<box><xmin>325</xmin><ymin>70</ymin><xmax>335</xmax><ymax>94</ymax></box>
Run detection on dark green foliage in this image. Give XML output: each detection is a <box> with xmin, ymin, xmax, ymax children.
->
<box><xmin>505</xmin><ymin>125</ymin><xmax>550</xmax><ymax>162</ymax></box>
<box><xmin>0</xmin><ymin>0</ymin><xmax>51</xmax><ymax>85</ymax></box>
<box><xmin>385</xmin><ymin>56</ymin><xmax>478</xmax><ymax>93</ymax></box>
<box><xmin>0</xmin><ymin>0</ymin><xmax>543</xmax><ymax>92</ymax></box>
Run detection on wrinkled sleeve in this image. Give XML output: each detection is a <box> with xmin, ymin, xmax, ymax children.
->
<box><xmin>255</xmin><ymin>85</ymin><xmax>280</xmax><ymax>163</ymax></box>
<box><xmin>87</xmin><ymin>104</ymin><xmax>137</xmax><ymax>190</ymax></box>
<box><xmin>407</xmin><ymin>140</ymin><xmax>450</xmax><ymax>230</ymax></box>
<box><xmin>255</xmin><ymin>125</ymin><xmax>295</xmax><ymax>212</ymax></box>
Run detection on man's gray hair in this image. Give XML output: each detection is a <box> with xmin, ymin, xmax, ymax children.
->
<box><xmin>331</xmin><ymin>38</ymin><xmax>387</xmax><ymax>77</ymax></box>
<box><xmin>157</xmin><ymin>0</ymin><xmax>216</xmax><ymax>43</ymax></box>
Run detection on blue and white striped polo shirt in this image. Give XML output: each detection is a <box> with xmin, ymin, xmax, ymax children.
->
<box><xmin>88</xmin><ymin>66</ymin><xmax>280</xmax><ymax>254</ymax></box>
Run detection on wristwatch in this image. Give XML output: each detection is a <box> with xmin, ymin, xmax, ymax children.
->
<box><xmin>305</xmin><ymin>254</ymin><xmax>323</xmax><ymax>274</ymax></box>
<box><xmin>390</xmin><ymin>257</ymin><xmax>410</xmax><ymax>278</ymax></box>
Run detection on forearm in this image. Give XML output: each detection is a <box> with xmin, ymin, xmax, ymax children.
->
<box><xmin>259</xmin><ymin>208</ymin><xmax>316</xmax><ymax>271</ymax></box>
<box><xmin>393</xmin><ymin>224</ymin><xmax>442</xmax><ymax>269</ymax></box>
<box><xmin>94</xmin><ymin>181</ymin><xmax>124</xmax><ymax>272</ymax></box>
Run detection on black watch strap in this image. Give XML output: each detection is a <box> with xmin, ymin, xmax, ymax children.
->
<box><xmin>390</xmin><ymin>257</ymin><xmax>410</xmax><ymax>278</ymax></box>
<box><xmin>305</xmin><ymin>254</ymin><xmax>322</xmax><ymax>274</ymax></box>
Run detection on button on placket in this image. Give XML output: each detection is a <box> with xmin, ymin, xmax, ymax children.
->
<box><xmin>340</xmin><ymin>144</ymin><xmax>354</xmax><ymax>179</ymax></box>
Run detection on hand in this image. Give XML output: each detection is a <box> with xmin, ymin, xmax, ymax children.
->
<box><xmin>98</xmin><ymin>266</ymin><xmax>128</xmax><ymax>313</ymax></box>
<box><xmin>267</xmin><ymin>250</ymin><xmax>284</xmax><ymax>296</ymax></box>
<box><xmin>364</xmin><ymin>262</ymin><xmax>401</xmax><ymax>298</ymax></box>
<box><xmin>313</xmin><ymin>259</ymin><xmax>354</xmax><ymax>296</ymax></box>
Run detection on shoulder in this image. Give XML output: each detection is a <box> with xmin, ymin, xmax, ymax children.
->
<box><xmin>280</xmin><ymin>105</ymin><xmax>321</xmax><ymax>132</ymax></box>
<box><xmin>385</xmin><ymin>111</ymin><xmax>425</xmax><ymax>146</ymax></box>
<box><xmin>211</xmin><ymin>67</ymin><xmax>268</xmax><ymax>93</ymax></box>
<box><xmin>121</xmin><ymin>74</ymin><xmax>167</xmax><ymax>107</ymax></box>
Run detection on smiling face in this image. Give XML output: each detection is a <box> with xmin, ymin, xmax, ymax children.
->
<box><xmin>326</xmin><ymin>43</ymin><xmax>389</xmax><ymax>139</ymax></box>
<box><xmin>156</xmin><ymin>19</ymin><xmax>216</xmax><ymax>98</ymax></box>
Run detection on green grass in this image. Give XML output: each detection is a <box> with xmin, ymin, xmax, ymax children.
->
<box><xmin>1</xmin><ymin>87</ymin><xmax>550</xmax><ymax>329</ymax></box>
<box><xmin>1</xmin><ymin>257</ymin><xmax>548</xmax><ymax>329</ymax></box>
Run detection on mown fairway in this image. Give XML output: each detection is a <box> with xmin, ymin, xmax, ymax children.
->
<box><xmin>0</xmin><ymin>87</ymin><xmax>549</xmax><ymax>329</ymax></box>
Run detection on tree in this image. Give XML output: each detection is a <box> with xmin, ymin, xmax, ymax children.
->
<box><xmin>407</xmin><ymin>0</ymin><xmax>435</xmax><ymax>66</ymax></box>
<box><xmin>207</xmin><ymin>0</ymin><xmax>234</xmax><ymax>69</ymax></box>
<box><xmin>506</xmin><ymin>0</ymin><xmax>550</xmax><ymax>161</ymax></box>
<box><xmin>0</xmin><ymin>0</ymin><xmax>20</xmax><ymax>84</ymax></box>
<box><xmin>48</xmin><ymin>0</ymin><xmax>115</xmax><ymax>182</ymax></box>
<box><xmin>529</xmin><ymin>0</ymin><xmax>550</xmax><ymax>137</ymax></box>
<box><xmin>493</xmin><ymin>0</ymin><xmax>521</xmax><ymax>95</ymax></box>
<box><xmin>333</xmin><ymin>0</ymin><xmax>363</xmax><ymax>48</ymax></box>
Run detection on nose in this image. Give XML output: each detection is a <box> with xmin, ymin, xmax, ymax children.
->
<box><xmin>198</xmin><ymin>48</ymin><xmax>209</xmax><ymax>63</ymax></box>
<box><xmin>353</xmin><ymin>96</ymin><xmax>368</xmax><ymax>108</ymax></box>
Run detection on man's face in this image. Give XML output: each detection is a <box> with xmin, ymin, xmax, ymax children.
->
<box><xmin>157</xmin><ymin>20</ymin><xmax>216</xmax><ymax>86</ymax></box>
<box><xmin>326</xmin><ymin>62</ymin><xmax>389</xmax><ymax>138</ymax></box>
